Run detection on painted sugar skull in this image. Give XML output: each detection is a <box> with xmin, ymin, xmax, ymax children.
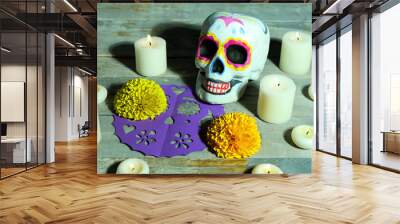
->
<box><xmin>195</xmin><ymin>12</ymin><xmax>270</xmax><ymax>104</ymax></box>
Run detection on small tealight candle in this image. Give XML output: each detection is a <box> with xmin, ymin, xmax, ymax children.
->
<box><xmin>97</xmin><ymin>85</ymin><xmax>107</xmax><ymax>143</ymax></box>
<box><xmin>308</xmin><ymin>84</ymin><xmax>314</xmax><ymax>100</ymax></box>
<box><xmin>252</xmin><ymin>164</ymin><xmax>283</xmax><ymax>174</ymax></box>
<box><xmin>98</xmin><ymin>85</ymin><xmax>107</xmax><ymax>104</ymax></box>
<box><xmin>257</xmin><ymin>74</ymin><xmax>296</xmax><ymax>124</ymax></box>
<box><xmin>116</xmin><ymin>158</ymin><xmax>150</xmax><ymax>174</ymax></box>
<box><xmin>134</xmin><ymin>35</ymin><xmax>167</xmax><ymax>76</ymax></box>
<box><xmin>279</xmin><ymin>31</ymin><xmax>312</xmax><ymax>76</ymax></box>
<box><xmin>291</xmin><ymin>125</ymin><xmax>313</xmax><ymax>150</ymax></box>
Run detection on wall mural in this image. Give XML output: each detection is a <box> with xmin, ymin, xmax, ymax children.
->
<box><xmin>97</xmin><ymin>3</ymin><xmax>313</xmax><ymax>174</ymax></box>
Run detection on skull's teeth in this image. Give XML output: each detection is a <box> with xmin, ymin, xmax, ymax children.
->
<box><xmin>204</xmin><ymin>79</ymin><xmax>231</xmax><ymax>94</ymax></box>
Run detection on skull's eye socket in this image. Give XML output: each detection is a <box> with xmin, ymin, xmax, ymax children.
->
<box><xmin>226</xmin><ymin>44</ymin><xmax>248</xmax><ymax>65</ymax></box>
<box><xmin>198</xmin><ymin>38</ymin><xmax>218</xmax><ymax>60</ymax></box>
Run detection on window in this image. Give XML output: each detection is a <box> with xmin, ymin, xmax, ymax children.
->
<box><xmin>370</xmin><ymin>3</ymin><xmax>400</xmax><ymax>171</ymax></box>
<box><xmin>316</xmin><ymin>26</ymin><xmax>353</xmax><ymax>159</ymax></box>
<box><xmin>0</xmin><ymin>1</ymin><xmax>47</xmax><ymax>179</ymax></box>
<box><xmin>339</xmin><ymin>28</ymin><xmax>352</xmax><ymax>158</ymax></box>
<box><xmin>317</xmin><ymin>35</ymin><xmax>337</xmax><ymax>154</ymax></box>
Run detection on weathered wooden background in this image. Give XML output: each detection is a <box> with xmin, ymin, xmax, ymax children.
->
<box><xmin>98</xmin><ymin>3</ymin><xmax>313</xmax><ymax>174</ymax></box>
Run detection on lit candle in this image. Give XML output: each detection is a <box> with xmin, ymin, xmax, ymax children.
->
<box><xmin>252</xmin><ymin>163</ymin><xmax>283</xmax><ymax>174</ymax></box>
<box><xmin>97</xmin><ymin>85</ymin><xmax>107</xmax><ymax>143</ymax></box>
<box><xmin>134</xmin><ymin>35</ymin><xmax>167</xmax><ymax>76</ymax></box>
<box><xmin>279</xmin><ymin>31</ymin><xmax>312</xmax><ymax>76</ymax></box>
<box><xmin>257</xmin><ymin>74</ymin><xmax>296</xmax><ymax>124</ymax></box>
<box><xmin>116</xmin><ymin>158</ymin><xmax>150</xmax><ymax>174</ymax></box>
<box><xmin>291</xmin><ymin>125</ymin><xmax>313</xmax><ymax>150</ymax></box>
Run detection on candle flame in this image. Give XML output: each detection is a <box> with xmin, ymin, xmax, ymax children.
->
<box><xmin>295</xmin><ymin>32</ymin><xmax>300</xmax><ymax>41</ymax></box>
<box><xmin>147</xmin><ymin>34</ymin><xmax>152</xmax><ymax>46</ymax></box>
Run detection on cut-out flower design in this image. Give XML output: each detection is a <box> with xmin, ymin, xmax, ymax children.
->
<box><xmin>135</xmin><ymin>130</ymin><xmax>156</xmax><ymax>146</ymax></box>
<box><xmin>170</xmin><ymin>132</ymin><xmax>193</xmax><ymax>149</ymax></box>
<box><xmin>177</xmin><ymin>101</ymin><xmax>200</xmax><ymax>116</ymax></box>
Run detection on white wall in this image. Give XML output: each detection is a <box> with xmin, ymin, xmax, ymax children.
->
<box><xmin>1</xmin><ymin>65</ymin><xmax>26</xmax><ymax>139</ymax></box>
<box><xmin>1</xmin><ymin>63</ymin><xmax>46</xmax><ymax>164</ymax></box>
<box><xmin>1</xmin><ymin>65</ymin><xmax>34</xmax><ymax>138</ymax></box>
<box><xmin>1</xmin><ymin>64</ymin><xmax>26</xmax><ymax>82</ymax></box>
<box><xmin>54</xmin><ymin>67</ymin><xmax>89</xmax><ymax>141</ymax></box>
<box><xmin>55</xmin><ymin>66</ymin><xmax>70</xmax><ymax>141</ymax></box>
<box><xmin>72</xmin><ymin>72</ymin><xmax>89</xmax><ymax>139</ymax></box>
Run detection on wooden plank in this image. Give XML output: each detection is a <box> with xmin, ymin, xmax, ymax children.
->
<box><xmin>2</xmin><ymin>137</ymin><xmax>400</xmax><ymax>223</ymax></box>
<box><xmin>97</xmin><ymin>3</ymin><xmax>312</xmax><ymax>57</ymax></box>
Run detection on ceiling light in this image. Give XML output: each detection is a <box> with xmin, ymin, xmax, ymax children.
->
<box><xmin>322</xmin><ymin>0</ymin><xmax>342</xmax><ymax>14</ymax></box>
<box><xmin>322</xmin><ymin>0</ymin><xmax>355</xmax><ymax>15</ymax></box>
<box><xmin>78</xmin><ymin>67</ymin><xmax>92</xmax><ymax>76</ymax></box>
<box><xmin>76</xmin><ymin>48</ymin><xmax>85</xmax><ymax>55</ymax></box>
<box><xmin>63</xmin><ymin>0</ymin><xmax>78</xmax><ymax>12</ymax></box>
<box><xmin>54</xmin><ymin>34</ymin><xmax>75</xmax><ymax>48</ymax></box>
<box><xmin>1</xmin><ymin>47</ymin><xmax>11</xmax><ymax>53</ymax></box>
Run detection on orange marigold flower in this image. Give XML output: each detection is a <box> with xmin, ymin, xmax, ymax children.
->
<box><xmin>206</xmin><ymin>112</ymin><xmax>261</xmax><ymax>159</ymax></box>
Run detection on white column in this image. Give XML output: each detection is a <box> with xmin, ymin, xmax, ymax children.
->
<box><xmin>312</xmin><ymin>45</ymin><xmax>316</xmax><ymax>150</ymax></box>
<box><xmin>46</xmin><ymin>1</ymin><xmax>55</xmax><ymax>163</ymax></box>
<box><xmin>46</xmin><ymin>33</ymin><xmax>55</xmax><ymax>163</ymax></box>
<box><xmin>352</xmin><ymin>14</ymin><xmax>369</xmax><ymax>164</ymax></box>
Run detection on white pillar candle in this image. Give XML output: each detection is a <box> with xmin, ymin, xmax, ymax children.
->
<box><xmin>291</xmin><ymin>125</ymin><xmax>313</xmax><ymax>150</ymax></box>
<box><xmin>97</xmin><ymin>85</ymin><xmax>107</xmax><ymax>143</ymax></box>
<box><xmin>308</xmin><ymin>84</ymin><xmax>314</xmax><ymax>100</ymax></box>
<box><xmin>116</xmin><ymin>158</ymin><xmax>150</xmax><ymax>174</ymax></box>
<box><xmin>257</xmin><ymin>74</ymin><xmax>296</xmax><ymax>124</ymax></box>
<box><xmin>252</xmin><ymin>164</ymin><xmax>283</xmax><ymax>174</ymax></box>
<box><xmin>279</xmin><ymin>31</ymin><xmax>312</xmax><ymax>76</ymax></box>
<box><xmin>134</xmin><ymin>35</ymin><xmax>167</xmax><ymax>76</ymax></box>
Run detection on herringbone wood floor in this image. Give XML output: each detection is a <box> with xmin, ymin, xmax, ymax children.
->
<box><xmin>1</xmin><ymin>135</ymin><xmax>400</xmax><ymax>224</ymax></box>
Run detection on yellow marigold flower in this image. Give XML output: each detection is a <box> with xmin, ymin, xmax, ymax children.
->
<box><xmin>114</xmin><ymin>78</ymin><xmax>167</xmax><ymax>120</ymax></box>
<box><xmin>206</xmin><ymin>112</ymin><xmax>261</xmax><ymax>159</ymax></box>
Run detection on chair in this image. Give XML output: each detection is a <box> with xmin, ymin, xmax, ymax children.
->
<box><xmin>79</xmin><ymin>121</ymin><xmax>90</xmax><ymax>138</ymax></box>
